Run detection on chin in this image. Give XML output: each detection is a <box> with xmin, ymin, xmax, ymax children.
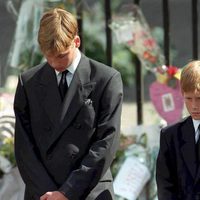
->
<box><xmin>192</xmin><ymin>116</ymin><xmax>200</xmax><ymax>120</ymax></box>
<box><xmin>54</xmin><ymin>67</ymin><xmax>65</xmax><ymax>71</ymax></box>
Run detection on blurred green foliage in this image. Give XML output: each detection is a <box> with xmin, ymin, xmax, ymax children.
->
<box><xmin>0</xmin><ymin>137</ymin><xmax>15</xmax><ymax>166</ymax></box>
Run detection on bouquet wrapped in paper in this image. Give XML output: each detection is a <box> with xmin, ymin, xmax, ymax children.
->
<box><xmin>110</xmin><ymin>4</ymin><xmax>164</xmax><ymax>70</ymax></box>
<box><xmin>112</xmin><ymin>133</ymin><xmax>158</xmax><ymax>200</ymax></box>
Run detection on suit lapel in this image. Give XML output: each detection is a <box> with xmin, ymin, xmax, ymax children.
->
<box><xmin>47</xmin><ymin>55</ymin><xmax>96</xmax><ymax>150</ymax></box>
<box><xmin>180</xmin><ymin>117</ymin><xmax>197</xmax><ymax>179</ymax></box>
<box><xmin>36</xmin><ymin>63</ymin><xmax>62</xmax><ymax>125</ymax></box>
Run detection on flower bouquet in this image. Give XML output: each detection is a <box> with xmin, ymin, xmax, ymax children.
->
<box><xmin>112</xmin><ymin>133</ymin><xmax>158</xmax><ymax>200</ymax></box>
<box><xmin>110</xmin><ymin>4</ymin><xmax>164</xmax><ymax>70</ymax></box>
<box><xmin>0</xmin><ymin>93</ymin><xmax>15</xmax><ymax>177</ymax></box>
<box><xmin>150</xmin><ymin>65</ymin><xmax>183</xmax><ymax>124</ymax></box>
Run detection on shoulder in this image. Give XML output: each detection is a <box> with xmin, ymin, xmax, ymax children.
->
<box><xmin>20</xmin><ymin>62</ymin><xmax>47</xmax><ymax>82</ymax></box>
<box><xmin>82</xmin><ymin>54</ymin><xmax>120</xmax><ymax>78</ymax></box>
<box><xmin>161</xmin><ymin>116</ymin><xmax>191</xmax><ymax>138</ymax></box>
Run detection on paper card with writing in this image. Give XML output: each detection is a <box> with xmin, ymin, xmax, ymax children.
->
<box><xmin>113</xmin><ymin>156</ymin><xmax>150</xmax><ymax>200</ymax></box>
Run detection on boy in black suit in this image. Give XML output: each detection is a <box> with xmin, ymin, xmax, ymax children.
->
<box><xmin>156</xmin><ymin>60</ymin><xmax>200</xmax><ymax>200</ymax></box>
<box><xmin>14</xmin><ymin>8</ymin><xmax>123</xmax><ymax>200</ymax></box>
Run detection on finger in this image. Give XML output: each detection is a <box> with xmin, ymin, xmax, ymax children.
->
<box><xmin>40</xmin><ymin>192</ymin><xmax>51</xmax><ymax>200</ymax></box>
<box><xmin>40</xmin><ymin>194</ymin><xmax>47</xmax><ymax>200</ymax></box>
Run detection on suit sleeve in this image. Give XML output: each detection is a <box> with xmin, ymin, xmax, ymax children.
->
<box><xmin>14</xmin><ymin>76</ymin><xmax>57</xmax><ymax>196</ymax></box>
<box><xmin>59</xmin><ymin>72</ymin><xmax>123</xmax><ymax>199</ymax></box>
<box><xmin>156</xmin><ymin>129</ymin><xmax>179</xmax><ymax>200</ymax></box>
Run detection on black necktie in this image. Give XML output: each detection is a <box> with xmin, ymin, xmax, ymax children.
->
<box><xmin>196</xmin><ymin>125</ymin><xmax>200</xmax><ymax>163</ymax></box>
<box><xmin>58</xmin><ymin>70</ymin><xmax>68</xmax><ymax>100</ymax></box>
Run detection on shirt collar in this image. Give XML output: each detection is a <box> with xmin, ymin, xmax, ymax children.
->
<box><xmin>55</xmin><ymin>49</ymin><xmax>81</xmax><ymax>75</ymax></box>
<box><xmin>192</xmin><ymin>119</ymin><xmax>200</xmax><ymax>132</ymax></box>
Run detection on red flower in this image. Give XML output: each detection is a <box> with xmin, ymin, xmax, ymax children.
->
<box><xmin>143</xmin><ymin>51</ymin><xmax>157</xmax><ymax>63</ymax></box>
<box><xmin>167</xmin><ymin>66</ymin><xmax>178</xmax><ymax>77</ymax></box>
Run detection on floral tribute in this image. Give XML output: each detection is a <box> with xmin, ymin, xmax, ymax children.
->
<box><xmin>110</xmin><ymin>4</ymin><xmax>164</xmax><ymax>70</ymax></box>
<box><xmin>0</xmin><ymin>93</ymin><xmax>15</xmax><ymax>177</ymax></box>
<box><xmin>155</xmin><ymin>65</ymin><xmax>181</xmax><ymax>88</ymax></box>
<box><xmin>150</xmin><ymin>65</ymin><xmax>183</xmax><ymax>125</ymax></box>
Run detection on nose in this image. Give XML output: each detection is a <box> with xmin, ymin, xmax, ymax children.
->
<box><xmin>47</xmin><ymin>58</ymin><xmax>57</xmax><ymax>68</ymax></box>
<box><xmin>192</xmin><ymin>99</ymin><xmax>198</xmax><ymax>109</ymax></box>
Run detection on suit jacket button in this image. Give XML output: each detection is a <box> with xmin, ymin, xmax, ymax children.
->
<box><xmin>76</xmin><ymin>123</ymin><xmax>81</xmax><ymax>129</ymax></box>
<box><xmin>44</xmin><ymin>126</ymin><xmax>51</xmax><ymax>131</ymax></box>
<box><xmin>73</xmin><ymin>123</ymin><xmax>81</xmax><ymax>129</ymax></box>
<box><xmin>47</xmin><ymin>154</ymin><xmax>53</xmax><ymax>160</ymax></box>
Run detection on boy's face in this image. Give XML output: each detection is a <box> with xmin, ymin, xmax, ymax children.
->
<box><xmin>44</xmin><ymin>36</ymin><xmax>80</xmax><ymax>72</ymax></box>
<box><xmin>183</xmin><ymin>91</ymin><xmax>200</xmax><ymax>120</ymax></box>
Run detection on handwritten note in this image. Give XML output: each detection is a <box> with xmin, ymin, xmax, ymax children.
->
<box><xmin>113</xmin><ymin>156</ymin><xmax>150</xmax><ymax>200</ymax></box>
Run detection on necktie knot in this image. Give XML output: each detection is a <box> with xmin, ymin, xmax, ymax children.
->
<box><xmin>62</xmin><ymin>70</ymin><xmax>68</xmax><ymax>76</ymax></box>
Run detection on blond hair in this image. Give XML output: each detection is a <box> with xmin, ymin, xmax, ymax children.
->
<box><xmin>38</xmin><ymin>8</ymin><xmax>78</xmax><ymax>54</ymax></box>
<box><xmin>180</xmin><ymin>60</ymin><xmax>200</xmax><ymax>93</ymax></box>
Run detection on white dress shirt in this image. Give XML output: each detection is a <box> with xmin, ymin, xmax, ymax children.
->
<box><xmin>192</xmin><ymin>119</ymin><xmax>200</xmax><ymax>143</ymax></box>
<box><xmin>55</xmin><ymin>49</ymin><xmax>81</xmax><ymax>86</ymax></box>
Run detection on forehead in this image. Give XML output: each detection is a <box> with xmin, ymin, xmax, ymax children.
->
<box><xmin>183</xmin><ymin>91</ymin><xmax>200</xmax><ymax>97</ymax></box>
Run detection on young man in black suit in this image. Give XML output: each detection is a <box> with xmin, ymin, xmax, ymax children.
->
<box><xmin>156</xmin><ymin>60</ymin><xmax>200</xmax><ymax>200</ymax></box>
<box><xmin>14</xmin><ymin>8</ymin><xmax>123</xmax><ymax>200</ymax></box>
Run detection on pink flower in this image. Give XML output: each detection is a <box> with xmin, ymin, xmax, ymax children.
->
<box><xmin>143</xmin><ymin>38</ymin><xmax>156</xmax><ymax>49</ymax></box>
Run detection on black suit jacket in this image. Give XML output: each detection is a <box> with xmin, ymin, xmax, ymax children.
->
<box><xmin>14</xmin><ymin>54</ymin><xmax>123</xmax><ymax>200</ymax></box>
<box><xmin>156</xmin><ymin>116</ymin><xmax>200</xmax><ymax>200</ymax></box>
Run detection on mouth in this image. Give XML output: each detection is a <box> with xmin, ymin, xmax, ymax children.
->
<box><xmin>192</xmin><ymin>112</ymin><xmax>200</xmax><ymax>115</ymax></box>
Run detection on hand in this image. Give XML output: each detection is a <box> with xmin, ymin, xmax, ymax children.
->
<box><xmin>40</xmin><ymin>191</ymin><xmax>68</xmax><ymax>200</ymax></box>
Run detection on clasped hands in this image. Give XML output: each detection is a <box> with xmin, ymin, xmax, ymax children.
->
<box><xmin>40</xmin><ymin>191</ymin><xmax>69</xmax><ymax>200</ymax></box>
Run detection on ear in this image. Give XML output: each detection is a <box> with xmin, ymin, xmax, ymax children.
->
<box><xmin>74</xmin><ymin>36</ymin><xmax>81</xmax><ymax>48</ymax></box>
